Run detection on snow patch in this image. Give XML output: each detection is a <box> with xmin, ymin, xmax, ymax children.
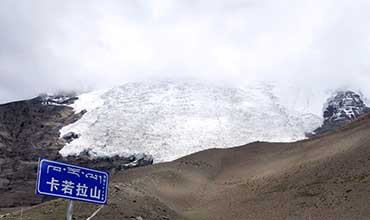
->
<box><xmin>69</xmin><ymin>89</ymin><xmax>108</xmax><ymax>113</ymax></box>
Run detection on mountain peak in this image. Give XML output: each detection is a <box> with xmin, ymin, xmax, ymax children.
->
<box><xmin>311</xmin><ymin>90</ymin><xmax>370</xmax><ymax>136</ymax></box>
<box><xmin>323</xmin><ymin>90</ymin><xmax>369</xmax><ymax>122</ymax></box>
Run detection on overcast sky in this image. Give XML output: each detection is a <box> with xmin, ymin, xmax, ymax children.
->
<box><xmin>1</xmin><ymin>0</ymin><xmax>370</xmax><ymax>103</ymax></box>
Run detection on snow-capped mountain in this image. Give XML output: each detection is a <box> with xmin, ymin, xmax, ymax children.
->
<box><xmin>37</xmin><ymin>94</ymin><xmax>77</xmax><ymax>106</ymax></box>
<box><xmin>324</xmin><ymin>91</ymin><xmax>369</xmax><ymax>122</ymax></box>
<box><xmin>59</xmin><ymin>81</ymin><xmax>323</xmax><ymax>162</ymax></box>
<box><xmin>312</xmin><ymin>90</ymin><xmax>370</xmax><ymax>136</ymax></box>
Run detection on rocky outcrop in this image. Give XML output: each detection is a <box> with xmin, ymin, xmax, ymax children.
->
<box><xmin>37</xmin><ymin>93</ymin><xmax>79</xmax><ymax>106</ymax></box>
<box><xmin>0</xmin><ymin>96</ymin><xmax>153</xmax><ymax>208</ymax></box>
<box><xmin>310</xmin><ymin>91</ymin><xmax>370</xmax><ymax>137</ymax></box>
<box><xmin>63</xmin><ymin>153</ymin><xmax>153</xmax><ymax>174</ymax></box>
<box><xmin>61</xmin><ymin>131</ymin><xmax>80</xmax><ymax>143</ymax></box>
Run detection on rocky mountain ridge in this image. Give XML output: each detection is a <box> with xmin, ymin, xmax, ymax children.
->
<box><xmin>311</xmin><ymin>90</ymin><xmax>370</xmax><ymax>136</ymax></box>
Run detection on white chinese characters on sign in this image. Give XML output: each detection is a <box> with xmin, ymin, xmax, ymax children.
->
<box><xmin>90</xmin><ymin>186</ymin><xmax>101</xmax><ymax>199</ymax></box>
<box><xmin>62</xmin><ymin>180</ymin><xmax>74</xmax><ymax>195</ymax></box>
<box><xmin>45</xmin><ymin>177</ymin><xmax>103</xmax><ymax>200</ymax></box>
<box><xmin>46</xmin><ymin>177</ymin><xmax>60</xmax><ymax>192</ymax></box>
<box><xmin>76</xmin><ymin>183</ymin><xmax>88</xmax><ymax>197</ymax></box>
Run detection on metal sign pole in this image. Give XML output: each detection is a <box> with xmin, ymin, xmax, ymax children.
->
<box><xmin>66</xmin><ymin>200</ymin><xmax>73</xmax><ymax>220</ymax></box>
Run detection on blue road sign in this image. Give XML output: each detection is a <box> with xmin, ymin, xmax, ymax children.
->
<box><xmin>36</xmin><ymin>158</ymin><xmax>109</xmax><ymax>204</ymax></box>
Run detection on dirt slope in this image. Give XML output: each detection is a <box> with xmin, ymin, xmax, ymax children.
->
<box><xmin>3</xmin><ymin>114</ymin><xmax>370</xmax><ymax>220</ymax></box>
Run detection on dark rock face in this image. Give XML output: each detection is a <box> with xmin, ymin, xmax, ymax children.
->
<box><xmin>310</xmin><ymin>91</ymin><xmax>370</xmax><ymax>137</ymax></box>
<box><xmin>64</xmin><ymin>153</ymin><xmax>153</xmax><ymax>174</ymax></box>
<box><xmin>323</xmin><ymin>91</ymin><xmax>369</xmax><ymax>122</ymax></box>
<box><xmin>36</xmin><ymin>94</ymin><xmax>79</xmax><ymax>106</ymax></box>
<box><xmin>0</xmin><ymin>96</ymin><xmax>153</xmax><ymax>208</ymax></box>
<box><xmin>61</xmin><ymin>131</ymin><xmax>80</xmax><ymax>143</ymax></box>
<box><xmin>0</xmin><ymin>97</ymin><xmax>80</xmax><ymax>207</ymax></box>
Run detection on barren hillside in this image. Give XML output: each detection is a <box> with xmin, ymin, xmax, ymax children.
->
<box><xmin>3</xmin><ymin>114</ymin><xmax>370</xmax><ymax>220</ymax></box>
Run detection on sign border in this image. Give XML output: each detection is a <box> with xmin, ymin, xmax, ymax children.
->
<box><xmin>36</xmin><ymin>158</ymin><xmax>109</xmax><ymax>205</ymax></box>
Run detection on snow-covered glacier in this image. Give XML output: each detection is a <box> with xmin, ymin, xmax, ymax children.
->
<box><xmin>59</xmin><ymin>81</ymin><xmax>323</xmax><ymax>162</ymax></box>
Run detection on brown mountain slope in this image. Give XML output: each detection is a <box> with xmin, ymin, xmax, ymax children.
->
<box><xmin>0</xmin><ymin>96</ymin><xmax>153</xmax><ymax>208</ymax></box>
<box><xmin>3</xmin><ymin>114</ymin><xmax>370</xmax><ymax>220</ymax></box>
<box><xmin>0</xmin><ymin>97</ymin><xmax>83</xmax><ymax>207</ymax></box>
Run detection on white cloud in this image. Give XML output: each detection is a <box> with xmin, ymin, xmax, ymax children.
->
<box><xmin>0</xmin><ymin>0</ymin><xmax>370</xmax><ymax>103</ymax></box>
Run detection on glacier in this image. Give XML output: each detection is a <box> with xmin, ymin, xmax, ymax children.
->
<box><xmin>59</xmin><ymin>81</ymin><xmax>324</xmax><ymax>162</ymax></box>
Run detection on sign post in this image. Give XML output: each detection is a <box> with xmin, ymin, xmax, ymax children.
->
<box><xmin>36</xmin><ymin>159</ymin><xmax>109</xmax><ymax>219</ymax></box>
<box><xmin>66</xmin><ymin>200</ymin><xmax>73</xmax><ymax>220</ymax></box>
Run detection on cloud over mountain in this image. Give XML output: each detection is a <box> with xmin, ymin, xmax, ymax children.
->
<box><xmin>1</xmin><ymin>0</ymin><xmax>370</xmax><ymax>103</ymax></box>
